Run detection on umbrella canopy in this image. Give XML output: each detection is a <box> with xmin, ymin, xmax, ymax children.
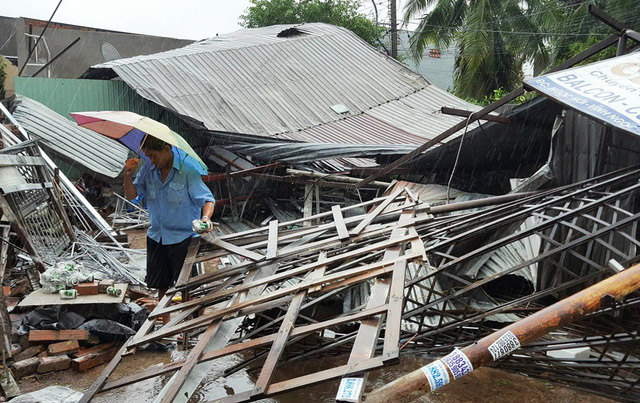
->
<box><xmin>70</xmin><ymin>111</ymin><xmax>208</xmax><ymax>175</ymax></box>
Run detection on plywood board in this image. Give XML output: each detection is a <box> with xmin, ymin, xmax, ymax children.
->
<box><xmin>19</xmin><ymin>284</ymin><xmax>128</xmax><ymax>307</ymax></box>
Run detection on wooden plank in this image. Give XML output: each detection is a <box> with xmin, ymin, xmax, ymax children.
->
<box><xmin>211</xmin><ymin>238</ymin><xmax>264</xmax><ymax>262</ymax></box>
<box><xmin>136</xmin><ymin>257</ymin><xmax>411</xmax><ymax>347</ymax></box>
<box><xmin>174</xmin><ymin>232</ymin><xmax>419</xmax><ymax>308</ymax></box>
<box><xmin>339</xmin><ymin>211</ymin><xmax>413</xmax><ymax>401</ymax></box>
<box><xmin>100</xmin><ymin>305</ymin><xmax>389</xmax><ymax>393</ymax></box>
<box><xmin>78</xmin><ymin>338</ymin><xmax>131</xmax><ymax>403</ymax></box>
<box><xmin>382</xmin><ymin>259</ymin><xmax>407</xmax><ymax>363</ymax></box>
<box><xmin>72</xmin><ymin>347</ymin><xmax>119</xmax><ymax>372</ymax></box>
<box><xmin>332</xmin><ymin>205</ymin><xmax>350</xmax><ymax>240</ymax></box>
<box><xmin>74</xmin><ymin>343</ymin><xmax>115</xmax><ymax>358</ymax></box>
<box><xmin>48</xmin><ymin>340</ymin><xmax>80</xmax><ymax>355</ymax></box>
<box><xmin>266</xmin><ymin>220</ymin><xmax>278</xmax><ymax>259</ymax></box>
<box><xmin>160</xmin><ymin>321</ymin><xmax>223</xmax><ymax>403</ymax></box>
<box><xmin>224</xmin><ymin>356</ymin><xmax>387</xmax><ymax>402</ymax></box>
<box><xmin>252</xmin><ymin>254</ymin><xmax>327</xmax><ymax>398</ymax></box>
<box><xmin>19</xmin><ymin>284</ymin><xmax>127</xmax><ymax>307</ymax></box>
<box><xmin>349</xmin><ymin>188</ymin><xmax>405</xmax><ymax>236</ymax></box>
<box><xmin>29</xmin><ymin>330</ymin><xmax>89</xmax><ymax>342</ymax></box>
<box><xmin>149</xmin><ymin>250</ymin><xmax>421</xmax><ymax>319</ymax></box>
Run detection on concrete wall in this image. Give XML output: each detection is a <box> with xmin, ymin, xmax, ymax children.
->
<box><xmin>0</xmin><ymin>16</ymin><xmax>193</xmax><ymax>78</ymax></box>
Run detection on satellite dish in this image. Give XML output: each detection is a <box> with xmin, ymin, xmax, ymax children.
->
<box><xmin>101</xmin><ymin>42</ymin><xmax>122</xmax><ymax>62</ymax></box>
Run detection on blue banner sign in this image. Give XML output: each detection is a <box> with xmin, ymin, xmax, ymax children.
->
<box><xmin>525</xmin><ymin>53</ymin><xmax>640</xmax><ymax>135</ymax></box>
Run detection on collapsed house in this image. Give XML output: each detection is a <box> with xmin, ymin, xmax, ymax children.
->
<box><xmin>0</xmin><ymin>12</ymin><xmax>639</xmax><ymax>403</ymax></box>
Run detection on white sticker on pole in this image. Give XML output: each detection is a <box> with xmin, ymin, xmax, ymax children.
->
<box><xmin>420</xmin><ymin>360</ymin><xmax>450</xmax><ymax>391</ymax></box>
<box><xmin>441</xmin><ymin>348</ymin><xmax>473</xmax><ymax>379</ymax></box>
<box><xmin>336</xmin><ymin>377</ymin><xmax>363</xmax><ymax>402</ymax></box>
<box><xmin>488</xmin><ymin>331</ymin><xmax>521</xmax><ymax>361</ymax></box>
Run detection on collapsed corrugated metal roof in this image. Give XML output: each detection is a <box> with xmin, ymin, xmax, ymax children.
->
<box><xmin>11</xmin><ymin>95</ymin><xmax>129</xmax><ymax>178</ymax></box>
<box><xmin>84</xmin><ymin>23</ymin><xmax>482</xmax><ymax>148</ymax></box>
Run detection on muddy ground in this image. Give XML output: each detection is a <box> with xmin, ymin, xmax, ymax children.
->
<box><xmin>16</xmin><ymin>351</ymin><xmax>613</xmax><ymax>402</ymax></box>
<box><xmin>13</xmin><ymin>230</ymin><xmax>614</xmax><ymax>402</ymax></box>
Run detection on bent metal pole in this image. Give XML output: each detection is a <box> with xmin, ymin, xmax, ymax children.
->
<box><xmin>365</xmin><ymin>262</ymin><xmax>640</xmax><ymax>403</ymax></box>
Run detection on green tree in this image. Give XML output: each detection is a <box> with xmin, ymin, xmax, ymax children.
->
<box><xmin>405</xmin><ymin>0</ymin><xmax>564</xmax><ymax>101</ymax></box>
<box><xmin>405</xmin><ymin>0</ymin><xmax>640</xmax><ymax>102</ymax></box>
<box><xmin>550</xmin><ymin>0</ymin><xmax>640</xmax><ymax>68</ymax></box>
<box><xmin>240</xmin><ymin>0</ymin><xmax>384</xmax><ymax>47</ymax></box>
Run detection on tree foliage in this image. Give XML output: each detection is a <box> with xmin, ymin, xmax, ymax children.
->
<box><xmin>240</xmin><ymin>0</ymin><xmax>383</xmax><ymax>46</ymax></box>
<box><xmin>404</xmin><ymin>0</ymin><xmax>640</xmax><ymax>102</ymax></box>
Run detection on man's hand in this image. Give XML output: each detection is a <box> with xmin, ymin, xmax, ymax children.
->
<box><xmin>125</xmin><ymin>158</ymin><xmax>140</xmax><ymax>175</ymax></box>
<box><xmin>200</xmin><ymin>215</ymin><xmax>214</xmax><ymax>233</ymax></box>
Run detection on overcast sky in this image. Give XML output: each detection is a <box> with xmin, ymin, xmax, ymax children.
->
<box><xmin>2</xmin><ymin>0</ymin><xmax>253</xmax><ymax>40</ymax></box>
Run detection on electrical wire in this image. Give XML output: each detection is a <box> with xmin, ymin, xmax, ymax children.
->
<box><xmin>446</xmin><ymin>113</ymin><xmax>473</xmax><ymax>204</ymax></box>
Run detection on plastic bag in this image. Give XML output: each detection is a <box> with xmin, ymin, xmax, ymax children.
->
<box><xmin>39</xmin><ymin>260</ymin><xmax>95</xmax><ymax>293</ymax></box>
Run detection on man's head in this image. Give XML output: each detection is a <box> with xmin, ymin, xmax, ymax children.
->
<box><xmin>141</xmin><ymin>136</ymin><xmax>173</xmax><ymax>169</ymax></box>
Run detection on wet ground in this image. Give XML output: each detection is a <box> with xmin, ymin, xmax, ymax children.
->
<box><xmin>16</xmin><ymin>349</ymin><xmax>613</xmax><ymax>402</ymax></box>
<box><xmin>14</xmin><ymin>230</ymin><xmax>614</xmax><ymax>402</ymax></box>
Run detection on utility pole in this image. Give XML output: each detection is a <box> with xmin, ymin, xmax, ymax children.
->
<box><xmin>390</xmin><ymin>0</ymin><xmax>398</xmax><ymax>58</ymax></box>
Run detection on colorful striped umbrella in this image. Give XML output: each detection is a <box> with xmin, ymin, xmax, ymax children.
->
<box><xmin>70</xmin><ymin>111</ymin><xmax>208</xmax><ymax>175</ymax></box>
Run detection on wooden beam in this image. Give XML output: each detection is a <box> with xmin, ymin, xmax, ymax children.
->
<box><xmin>100</xmin><ymin>305</ymin><xmax>390</xmax><ymax>393</ymax></box>
<box><xmin>210</xmin><ymin>238</ymin><xmax>264</xmax><ymax>262</ymax></box>
<box><xmin>251</xmin><ymin>254</ymin><xmax>327</xmax><ymax>398</ymax></box>
<box><xmin>332</xmin><ymin>205</ymin><xmax>350</xmax><ymax>240</ymax></box>
<box><xmin>441</xmin><ymin>107</ymin><xmax>510</xmax><ymax>124</ymax></box>
<box><xmin>350</xmin><ymin>188</ymin><xmax>405</xmax><ymax>236</ymax></box>
<box><xmin>266</xmin><ymin>220</ymin><xmax>278</xmax><ymax>259</ymax></box>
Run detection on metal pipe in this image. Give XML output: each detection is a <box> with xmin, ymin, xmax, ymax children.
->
<box><xmin>31</xmin><ymin>37</ymin><xmax>81</xmax><ymax>77</ymax></box>
<box><xmin>18</xmin><ymin>0</ymin><xmax>63</xmax><ymax>76</ymax></box>
<box><xmin>365</xmin><ymin>262</ymin><xmax>640</xmax><ymax>403</ymax></box>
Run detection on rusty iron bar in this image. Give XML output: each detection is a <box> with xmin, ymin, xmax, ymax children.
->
<box><xmin>365</xmin><ymin>262</ymin><xmax>640</xmax><ymax>403</ymax></box>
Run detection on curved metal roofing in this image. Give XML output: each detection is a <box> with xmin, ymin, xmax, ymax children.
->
<box><xmin>87</xmin><ymin>23</ymin><xmax>482</xmax><ymax>146</ymax></box>
<box><xmin>11</xmin><ymin>96</ymin><xmax>129</xmax><ymax>178</ymax></box>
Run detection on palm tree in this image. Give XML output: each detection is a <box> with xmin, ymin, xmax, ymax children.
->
<box><xmin>404</xmin><ymin>0</ymin><xmax>563</xmax><ymax>100</ymax></box>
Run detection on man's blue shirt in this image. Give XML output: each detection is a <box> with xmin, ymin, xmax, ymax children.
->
<box><xmin>133</xmin><ymin>157</ymin><xmax>214</xmax><ymax>245</ymax></box>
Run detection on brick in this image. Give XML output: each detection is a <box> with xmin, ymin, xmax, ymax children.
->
<box><xmin>28</xmin><ymin>330</ymin><xmax>89</xmax><ymax>342</ymax></box>
<box><xmin>3</xmin><ymin>285</ymin><xmax>10</xmax><ymax>295</ymax></box>
<box><xmin>75</xmin><ymin>282</ymin><xmax>99</xmax><ymax>296</ymax></box>
<box><xmin>73</xmin><ymin>342</ymin><xmax>114</xmax><ymax>359</ymax></box>
<box><xmin>37</xmin><ymin>351</ymin><xmax>49</xmax><ymax>358</ymax></box>
<box><xmin>98</xmin><ymin>279</ymin><xmax>114</xmax><ymax>293</ymax></box>
<box><xmin>13</xmin><ymin>345</ymin><xmax>44</xmax><ymax>362</ymax></box>
<box><xmin>11</xmin><ymin>357</ymin><xmax>40</xmax><ymax>378</ymax></box>
<box><xmin>71</xmin><ymin>347</ymin><xmax>118</xmax><ymax>372</ymax></box>
<box><xmin>37</xmin><ymin>355</ymin><xmax>71</xmax><ymax>373</ymax></box>
<box><xmin>48</xmin><ymin>340</ymin><xmax>80</xmax><ymax>356</ymax></box>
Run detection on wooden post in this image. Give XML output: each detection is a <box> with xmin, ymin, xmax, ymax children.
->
<box><xmin>225</xmin><ymin>164</ymin><xmax>238</xmax><ymax>222</ymax></box>
<box><xmin>366</xmin><ymin>262</ymin><xmax>640</xmax><ymax>403</ymax></box>
<box><xmin>303</xmin><ymin>183</ymin><xmax>313</xmax><ymax>227</ymax></box>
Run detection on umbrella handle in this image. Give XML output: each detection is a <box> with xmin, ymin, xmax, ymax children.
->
<box><xmin>136</xmin><ymin>133</ymin><xmax>149</xmax><ymax>156</ymax></box>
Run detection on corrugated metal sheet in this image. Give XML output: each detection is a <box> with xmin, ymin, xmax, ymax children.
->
<box><xmin>87</xmin><ymin>23</ymin><xmax>482</xmax><ymax>144</ymax></box>
<box><xmin>13</xmin><ymin>77</ymin><xmax>183</xmax><ymax>132</ymax></box>
<box><xmin>11</xmin><ymin>95</ymin><xmax>129</xmax><ymax>178</ymax></box>
<box><xmin>226</xmin><ymin>142</ymin><xmax>414</xmax><ymax>164</ymax></box>
<box><xmin>280</xmin><ymin>86</ymin><xmax>481</xmax><ymax>146</ymax></box>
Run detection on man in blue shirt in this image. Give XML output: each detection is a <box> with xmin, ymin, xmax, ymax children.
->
<box><xmin>123</xmin><ymin>137</ymin><xmax>215</xmax><ymax>301</ymax></box>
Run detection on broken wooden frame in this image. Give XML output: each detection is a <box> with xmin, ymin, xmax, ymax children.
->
<box><xmin>80</xmin><ymin>189</ymin><xmax>429</xmax><ymax>401</ymax></box>
<box><xmin>81</xmin><ymin>167</ymin><xmax>640</xmax><ymax>401</ymax></box>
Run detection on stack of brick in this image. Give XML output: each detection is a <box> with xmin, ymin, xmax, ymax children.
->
<box><xmin>9</xmin><ymin>329</ymin><xmax>121</xmax><ymax>379</ymax></box>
